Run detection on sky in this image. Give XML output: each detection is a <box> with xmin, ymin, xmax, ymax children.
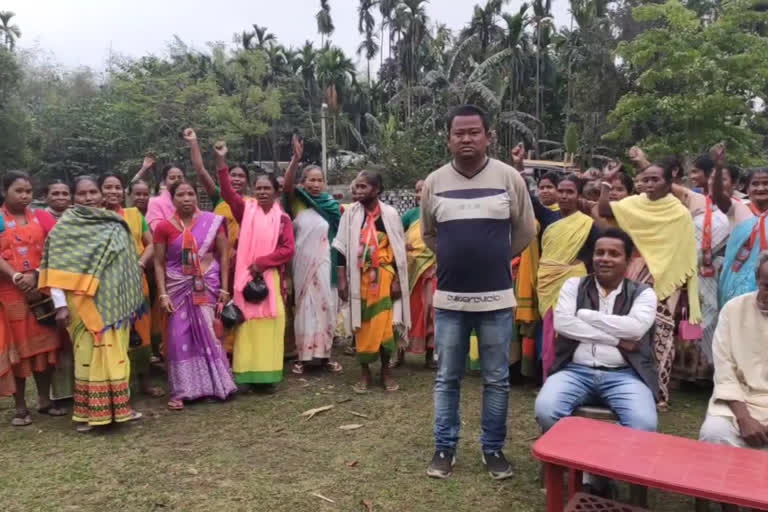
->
<box><xmin>4</xmin><ymin>0</ymin><xmax>571</xmax><ymax>72</ymax></box>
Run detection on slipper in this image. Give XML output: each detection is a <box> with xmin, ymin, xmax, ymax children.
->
<box><xmin>142</xmin><ymin>386</ymin><xmax>166</xmax><ymax>398</ymax></box>
<box><xmin>127</xmin><ymin>411</ymin><xmax>143</xmax><ymax>421</ymax></box>
<box><xmin>37</xmin><ymin>405</ymin><xmax>68</xmax><ymax>417</ymax></box>
<box><xmin>11</xmin><ymin>411</ymin><xmax>32</xmax><ymax>427</ymax></box>
<box><xmin>76</xmin><ymin>423</ymin><xmax>94</xmax><ymax>433</ymax></box>
<box><xmin>383</xmin><ymin>379</ymin><xmax>399</xmax><ymax>392</ymax></box>
<box><xmin>167</xmin><ymin>400</ymin><xmax>184</xmax><ymax>411</ymax></box>
<box><xmin>291</xmin><ymin>362</ymin><xmax>305</xmax><ymax>375</ymax></box>
<box><xmin>352</xmin><ymin>382</ymin><xmax>370</xmax><ymax>394</ymax></box>
<box><xmin>325</xmin><ymin>361</ymin><xmax>343</xmax><ymax>374</ymax></box>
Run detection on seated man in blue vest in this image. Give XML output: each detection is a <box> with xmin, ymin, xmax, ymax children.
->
<box><xmin>535</xmin><ymin>226</ymin><xmax>659</xmax><ymax>438</ymax></box>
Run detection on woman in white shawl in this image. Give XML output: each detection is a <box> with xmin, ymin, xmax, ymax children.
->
<box><xmin>333</xmin><ymin>170</ymin><xmax>410</xmax><ymax>393</ymax></box>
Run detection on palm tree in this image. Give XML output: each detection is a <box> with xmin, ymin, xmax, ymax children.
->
<box><xmin>0</xmin><ymin>11</ymin><xmax>21</xmax><ymax>51</ymax></box>
<box><xmin>316</xmin><ymin>46</ymin><xmax>357</xmax><ymax>140</ymax></box>
<box><xmin>393</xmin><ymin>0</ymin><xmax>429</xmax><ymax>118</ymax></box>
<box><xmin>461</xmin><ymin>0</ymin><xmax>509</xmax><ymax>60</ymax></box>
<box><xmin>316</xmin><ymin>0</ymin><xmax>335</xmax><ymax>47</ymax></box>
<box><xmin>357</xmin><ymin>34</ymin><xmax>380</xmax><ymax>85</ymax></box>
<box><xmin>252</xmin><ymin>24</ymin><xmax>276</xmax><ymax>49</ymax></box>
<box><xmin>358</xmin><ymin>0</ymin><xmax>380</xmax><ymax>84</ymax></box>
<box><xmin>297</xmin><ymin>41</ymin><xmax>319</xmax><ymax>135</ymax></box>
<box><xmin>532</xmin><ymin>0</ymin><xmax>553</xmax><ymax>154</ymax></box>
<box><xmin>378</xmin><ymin>0</ymin><xmax>400</xmax><ymax>63</ymax></box>
<box><xmin>235</xmin><ymin>30</ymin><xmax>256</xmax><ymax>50</ymax></box>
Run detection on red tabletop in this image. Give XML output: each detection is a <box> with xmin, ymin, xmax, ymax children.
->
<box><xmin>532</xmin><ymin>417</ymin><xmax>768</xmax><ymax>510</ymax></box>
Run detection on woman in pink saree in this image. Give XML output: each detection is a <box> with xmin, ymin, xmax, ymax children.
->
<box><xmin>153</xmin><ymin>181</ymin><xmax>236</xmax><ymax>411</ymax></box>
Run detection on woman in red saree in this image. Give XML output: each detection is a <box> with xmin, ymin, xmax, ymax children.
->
<box><xmin>0</xmin><ymin>171</ymin><xmax>64</xmax><ymax>426</ymax></box>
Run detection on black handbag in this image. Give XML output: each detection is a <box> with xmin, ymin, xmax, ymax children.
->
<box><xmin>128</xmin><ymin>327</ymin><xmax>143</xmax><ymax>348</ymax></box>
<box><xmin>29</xmin><ymin>295</ymin><xmax>57</xmax><ymax>327</ymax></box>
<box><xmin>220</xmin><ymin>300</ymin><xmax>244</xmax><ymax>329</ymax></box>
<box><xmin>243</xmin><ymin>273</ymin><xmax>269</xmax><ymax>304</ymax></box>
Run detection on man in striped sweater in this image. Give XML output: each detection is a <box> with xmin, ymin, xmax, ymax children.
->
<box><xmin>422</xmin><ymin>105</ymin><xmax>536</xmax><ymax>480</ymax></box>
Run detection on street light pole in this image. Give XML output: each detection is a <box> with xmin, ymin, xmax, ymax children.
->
<box><xmin>321</xmin><ymin>102</ymin><xmax>328</xmax><ymax>179</ymax></box>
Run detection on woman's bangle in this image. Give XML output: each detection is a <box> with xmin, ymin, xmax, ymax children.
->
<box><xmin>12</xmin><ymin>272</ymin><xmax>23</xmax><ymax>284</ymax></box>
<box><xmin>159</xmin><ymin>294</ymin><xmax>169</xmax><ymax>299</ymax></box>
<box><xmin>219</xmin><ymin>290</ymin><xmax>230</xmax><ymax>296</ymax></box>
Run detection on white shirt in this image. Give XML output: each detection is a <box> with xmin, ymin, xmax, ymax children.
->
<box><xmin>554</xmin><ymin>277</ymin><xmax>658</xmax><ymax>368</ymax></box>
<box><xmin>50</xmin><ymin>287</ymin><xmax>67</xmax><ymax>308</ymax></box>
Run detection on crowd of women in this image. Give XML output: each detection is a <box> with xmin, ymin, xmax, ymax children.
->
<box><xmin>0</xmin><ymin>123</ymin><xmax>766</xmax><ymax>431</ymax></box>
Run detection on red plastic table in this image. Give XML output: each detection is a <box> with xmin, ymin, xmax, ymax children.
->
<box><xmin>532</xmin><ymin>416</ymin><xmax>768</xmax><ymax>512</ymax></box>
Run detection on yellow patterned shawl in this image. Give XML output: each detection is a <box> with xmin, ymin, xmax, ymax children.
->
<box><xmin>537</xmin><ymin>212</ymin><xmax>593</xmax><ymax>316</ymax></box>
<box><xmin>611</xmin><ymin>193</ymin><xmax>701</xmax><ymax>323</ymax></box>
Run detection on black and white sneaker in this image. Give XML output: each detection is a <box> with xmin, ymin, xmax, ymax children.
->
<box><xmin>482</xmin><ymin>450</ymin><xmax>515</xmax><ymax>480</ymax></box>
<box><xmin>426</xmin><ymin>450</ymin><xmax>456</xmax><ymax>479</ymax></box>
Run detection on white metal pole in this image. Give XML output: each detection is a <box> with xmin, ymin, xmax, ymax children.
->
<box><xmin>321</xmin><ymin>102</ymin><xmax>328</xmax><ymax>179</ymax></box>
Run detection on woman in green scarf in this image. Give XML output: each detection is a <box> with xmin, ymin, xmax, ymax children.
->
<box><xmin>283</xmin><ymin>135</ymin><xmax>343</xmax><ymax>375</ymax></box>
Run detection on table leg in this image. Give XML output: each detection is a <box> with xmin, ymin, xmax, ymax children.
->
<box><xmin>544</xmin><ymin>463</ymin><xmax>565</xmax><ymax>512</ymax></box>
<box><xmin>567</xmin><ymin>468</ymin><xmax>582</xmax><ymax>497</ymax></box>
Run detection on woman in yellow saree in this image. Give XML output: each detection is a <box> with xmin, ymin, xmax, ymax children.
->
<box><xmin>532</xmin><ymin>175</ymin><xmax>599</xmax><ymax>378</ymax></box>
<box><xmin>40</xmin><ymin>176</ymin><xmax>145</xmax><ymax>432</ymax></box>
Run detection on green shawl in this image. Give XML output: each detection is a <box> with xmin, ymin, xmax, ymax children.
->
<box><xmin>286</xmin><ymin>188</ymin><xmax>341</xmax><ymax>286</ymax></box>
<box><xmin>39</xmin><ymin>206</ymin><xmax>144</xmax><ymax>333</ymax></box>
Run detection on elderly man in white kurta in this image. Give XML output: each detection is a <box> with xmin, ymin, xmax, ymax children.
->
<box><xmin>699</xmin><ymin>251</ymin><xmax>768</xmax><ymax>450</ymax></box>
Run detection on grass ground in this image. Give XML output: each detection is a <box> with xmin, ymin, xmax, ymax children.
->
<box><xmin>0</xmin><ymin>352</ymin><xmax>710</xmax><ymax>512</ymax></box>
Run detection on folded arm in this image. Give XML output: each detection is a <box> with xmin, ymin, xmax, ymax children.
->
<box><xmin>576</xmin><ymin>287</ymin><xmax>658</xmax><ymax>342</ymax></box>
<box><xmin>553</xmin><ymin>278</ymin><xmax>619</xmax><ymax>346</ymax></box>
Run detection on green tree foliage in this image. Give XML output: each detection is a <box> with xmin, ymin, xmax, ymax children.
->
<box><xmin>3</xmin><ymin>0</ymin><xmax>768</xmax><ymax>193</ymax></box>
<box><xmin>605</xmin><ymin>0</ymin><xmax>768</xmax><ymax>164</ymax></box>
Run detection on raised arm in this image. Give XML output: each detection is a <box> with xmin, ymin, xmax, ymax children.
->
<box><xmin>184</xmin><ymin>128</ymin><xmax>217</xmax><ymax>198</ymax></box>
<box><xmin>214</xmin><ymin>142</ymin><xmax>245</xmax><ymax>223</ymax></box>
<box><xmin>283</xmin><ymin>134</ymin><xmax>303</xmax><ymax>205</ymax></box>
<box><xmin>710</xmin><ymin>142</ymin><xmax>732</xmax><ymax>214</ymax></box>
<box><xmin>131</xmin><ymin>153</ymin><xmax>156</xmax><ymax>184</ymax></box>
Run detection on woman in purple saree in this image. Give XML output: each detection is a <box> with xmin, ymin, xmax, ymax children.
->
<box><xmin>153</xmin><ymin>181</ymin><xmax>236</xmax><ymax>410</ymax></box>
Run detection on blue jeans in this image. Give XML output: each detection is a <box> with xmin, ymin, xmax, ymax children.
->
<box><xmin>535</xmin><ymin>363</ymin><xmax>658</xmax><ymax>433</ymax></box>
<box><xmin>433</xmin><ymin>308</ymin><xmax>514</xmax><ymax>453</ymax></box>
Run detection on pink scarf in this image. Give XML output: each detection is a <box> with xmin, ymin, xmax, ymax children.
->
<box><xmin>234</xmin><ymin>199</ymin><xmax>281</xmax><ymax>320</ymax></box>
<box><xmin>146</xmin><ymin>189</ymin><xmax>175</xmax><ymax>231</ymax></box>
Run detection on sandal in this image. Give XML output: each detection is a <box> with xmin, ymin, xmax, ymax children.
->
<box><xmin>127</xmin><ymin>411</ymin><xmax>143</xmax><ymax>422</ymax></box>
<box><xmin>292</xmin><ymin>361</ymin><xmax>305</xmax><ymax>375</ymax></box>
<box><xmin>167</xmin><ymin>400</ymin><xmax>184</xmax><ymax>411</ymax></box>
<box><xmin>76</xmin><ymin>423</ymin><xmax>93</xmax><ymax>433</ymax></box>
<box><xmin>343</xmin><ymin>345</ymin><xmax>356</xmax><ymax>356</ymax></box>
<box><xmin>37</xmin><ymin>405</ymin><xmax>68</xmax><ymax>417</ymax></box>
<box><xmin>382</xmin><ymin>376</ymin><xmax>399</xmax><ymax>392</ymax></box>
<box><xmin>11</xmin><ymin>411</ymin><xmax>32</xmax><ymax>427</ymax></box>
<box><xmin>325</xmin><ymin>360</ymin><xmax>343</xmax><ymax>374</ymax></box>
<box><xmin>142</xmin><ymin>386</ymin><xmax>166</xmax><ymax>398</ymax></box>
<box><xmin>352</xmin><ymin>381</ymin><xmax>370</xmax><ymax>394</ymax></box>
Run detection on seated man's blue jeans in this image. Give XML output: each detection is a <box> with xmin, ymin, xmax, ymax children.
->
<box><xmin>535</xmin><ymin>362</ymin><xmax>658</xmax><ymax>433</ymax></box>
<box><xmin>433</xmin><ymin>307</ymin><xmax>513</xmax><ymax>454</ymax></box>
